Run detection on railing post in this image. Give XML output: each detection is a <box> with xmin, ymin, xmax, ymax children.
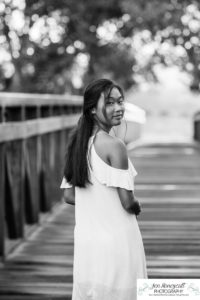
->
<box><xmin>4</xmin><ymin>106</ymin><xmax>24</xmax><ymax>240</ymax></box>
<box><xmin>0</xmin><ymin>143</ymin><xmax>5</xmax><ymax>260</ymax></box>
<box><xmin>194</xmin><ymin>112</ymin><xmax>200</xmax><ymax>142</ymax></box>
<box><xmin>39</xmin><ymin>106</ymin><xmax>52</xmax><ymax>212</ymax></box>
<box><xmin>23</xmin><ymin>106</ymin><xmax>40</xmax><ymax>224</ymax></box>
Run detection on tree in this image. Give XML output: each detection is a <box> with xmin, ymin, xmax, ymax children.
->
<box><xmin>121</xmin><ymin>0</ymin><xmax>200</xmax><ymax>90</ymax></box>
<box><xmin>0</xmin><ymin>0</ymin><xmax>136</xmax><ymax>93</ymax></box>
<box><xmin>1</xmin><ymin>0</ymin><xmax>200</xmax><ymax>93</ymax></box>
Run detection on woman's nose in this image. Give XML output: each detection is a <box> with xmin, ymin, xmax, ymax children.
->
<box><xmin>114</xmin><ymin>102</ymin><xmax>124</xmax><ymax>111</ymax></box>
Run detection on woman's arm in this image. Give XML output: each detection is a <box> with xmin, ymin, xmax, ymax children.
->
<box><xmin>63</xmin><ymin>186</ymin><xmax>75</xmax><ymax>205</ymax></box>
<box><xmin>117</xmin><ymin>188</ymin><xmax>141</xmax><ymax>215</ymax></box>
<box><xmin>108</xmin><ymin>138</ymin><xmax>141</xmax><ymax>215</ymax></box>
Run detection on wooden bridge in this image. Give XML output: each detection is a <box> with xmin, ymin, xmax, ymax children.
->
<box><xmin>0</xmin><ymin>93</ymin><xmax>200</xmax><ymax>299</ymax></box>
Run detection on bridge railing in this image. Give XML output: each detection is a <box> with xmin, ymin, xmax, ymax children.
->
<box><xmin>0</xmin><ymin>92</ymin><xmax>82</xmax><ymax>260</ymax></box>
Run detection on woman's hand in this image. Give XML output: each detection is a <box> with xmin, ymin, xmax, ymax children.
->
<box><xmin>132</xmin><ymin>199</ymin><xmax>141</xmax><ymax>216</ymax></box>
<box><xmin>62</xmin><ymin>186</ymin><xmax>75</xmax><ymax>205</ymax></box>
<box><xmin>125</xmin><ymin>197</ymin><xmax>141</xmax><ymax>216</ymax></box>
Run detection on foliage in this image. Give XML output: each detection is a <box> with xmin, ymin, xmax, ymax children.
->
<box><xmin>0</xmin><ymin>0</ymin><xmax>200</xmax><ymax>93</ymax></box>
<box><xmin>122</xmin><ymin>0</ymin><xmax>200</xmax><ymax>90</ymax></box>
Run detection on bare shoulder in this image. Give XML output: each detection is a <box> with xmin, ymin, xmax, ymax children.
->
<box><xmin>108</xmin><ymin>135</ymin><xmax>129</xmax><ymax>170</ymax></box>
<box><xmin>94</xmin><ymin>132</ymin><xmax>128</xmax><ymax>170</ymax></box>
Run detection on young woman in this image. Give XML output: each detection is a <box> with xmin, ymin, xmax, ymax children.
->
<box><xmin>60</xmin><ymin>79</ymin><xmax>147</xmax><ymax>300</ymax></box>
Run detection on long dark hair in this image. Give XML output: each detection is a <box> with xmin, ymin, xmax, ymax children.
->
<box><xmin>64</xmin><ymin>78</ymin><xmax>124</xmax><ymax>188</ymax></box>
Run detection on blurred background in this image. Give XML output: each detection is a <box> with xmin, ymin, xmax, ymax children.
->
<box><xmin>1</xmin><ymin>0</ymin><xmax>200</xmax><ymax>94</ymax></box>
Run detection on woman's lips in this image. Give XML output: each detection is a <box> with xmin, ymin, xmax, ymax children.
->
<box><xmin>113</xmin><ymin>114</ymin><xmax>122</xmax><ymax>118</ymax></box>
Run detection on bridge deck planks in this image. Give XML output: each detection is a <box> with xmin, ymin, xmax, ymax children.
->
<box><xmin>0</xmin><ymin>142</ymin><xmax>200</xmax><ymax>299</ymax></box>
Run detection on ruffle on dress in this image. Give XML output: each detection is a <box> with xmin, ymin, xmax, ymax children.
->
<box><xmin>60</xmin><ymin>177</ymin><xmax>73</xmax><ymax>189</ymax></box>
<box><xmin>88</xmin><ymin>143</ymin><xmax>138</xmax><ymax>191</ymax></box>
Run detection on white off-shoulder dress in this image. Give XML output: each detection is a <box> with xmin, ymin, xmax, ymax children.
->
<box><xmin>60</xmin><ymin>135</ymin><xmax>147</xmax><ymax>300</ymax></box>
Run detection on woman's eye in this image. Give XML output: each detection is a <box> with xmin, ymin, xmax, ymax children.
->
<box><xmin>106</xmin><ymin>98</ymin><xmax>124</xmax><ymax>105</ymax></box>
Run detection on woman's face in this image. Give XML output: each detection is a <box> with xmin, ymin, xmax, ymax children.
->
<box><xmin>94</xmin><ymin>87</ymin><xmax>125</xmax><ymax>131</ymax></box>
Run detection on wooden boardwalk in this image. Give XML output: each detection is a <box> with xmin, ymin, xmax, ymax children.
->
<box><xmin>132</xmin><ymin>142</ymin><xmax>200</xmax><ymax>278</ymax></box>
<box><xmin>0</xmin><ymin>141</ymin><xmax>200</xmax><ymax>299</ymax></box>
